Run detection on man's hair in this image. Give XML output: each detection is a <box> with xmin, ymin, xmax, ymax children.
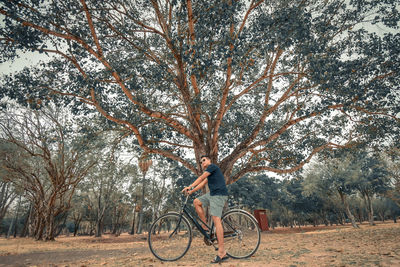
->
<box><xmin>200</xmin><ymin>155</ymin><xmax>210</xmax><ymax>160</ymax></box>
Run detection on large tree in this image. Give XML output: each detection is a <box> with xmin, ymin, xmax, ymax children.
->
<box><xmin>1</xmin><ymin>0</ymin><xmax>399</xmax><ymax>182</ymax></box>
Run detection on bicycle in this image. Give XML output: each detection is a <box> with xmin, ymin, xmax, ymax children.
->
<box><xmin>148</xmin><ymin>194</ymin><xmax>261</xmax><ymax>261</ymax></box>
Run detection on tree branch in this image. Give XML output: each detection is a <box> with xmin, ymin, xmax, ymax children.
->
<box><xmin>80</xmin><ymin>0</ymin><xmax>103</xmax><ymax>57</ymax></box>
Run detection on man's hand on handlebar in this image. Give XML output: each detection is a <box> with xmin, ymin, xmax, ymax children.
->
<box><xmin>181</xmin><ymin>186</ymin><xmax>192</xmax><ymax>196</ymax></box>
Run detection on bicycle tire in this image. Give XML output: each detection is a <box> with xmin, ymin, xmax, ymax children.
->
<box><xmin>221</xmin><ymin>209</ymin><xmax>261</xmax><ymax>259</ymax></box>
<box><xmin>148</xmin><ymin>212</ymin><xmax>192</xmax><ymax>261</ymax></box>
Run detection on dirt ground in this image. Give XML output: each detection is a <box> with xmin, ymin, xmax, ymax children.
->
<box><xmin>0</xmin><ymin>222</ymin><xmax>399</xmax><ymax>267</ymax></box>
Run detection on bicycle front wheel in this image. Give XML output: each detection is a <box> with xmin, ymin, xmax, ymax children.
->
<box><xmin>221</xmin><ymin>209</ymin><xmax>261</xmax><ymax>259</ymax></box>
<box><xmin>148</xmin><ymin>212</ymin><xmax>192</xmax><ymax>261</ymax></box>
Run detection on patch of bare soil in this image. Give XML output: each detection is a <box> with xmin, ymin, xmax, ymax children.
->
<box><xmin>0</xmin><ymin>222</ymin><xmax>399</xmax><ymax>267</ymax></box>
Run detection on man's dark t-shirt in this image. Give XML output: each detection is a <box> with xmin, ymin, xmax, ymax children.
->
<box><xmin>205</xmin><ymin>164</ymin><xmax>228</xmax><ymax>196</ymax></box>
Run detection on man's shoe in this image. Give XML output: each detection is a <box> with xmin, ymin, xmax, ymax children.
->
<box><xmin>211</xmin><ymin>255</ymin><xmax>229</xmax><ymax>264</ymax></box>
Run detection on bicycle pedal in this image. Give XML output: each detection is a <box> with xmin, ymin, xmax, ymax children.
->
<box><xmin>203</xmin><ymin>236</ymin><xmax>213</xmax><ymax>246</ymax></box>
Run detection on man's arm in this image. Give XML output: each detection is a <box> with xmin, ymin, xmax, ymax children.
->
<box><xmin>181</xmin><ymin>171</ymin><xmax>210</xmax><ymax>194</ymax></box>
<box><xmin>189</xmin><ymin>178</ymin><xmax>208</xmax><ymax>194</ymax></box>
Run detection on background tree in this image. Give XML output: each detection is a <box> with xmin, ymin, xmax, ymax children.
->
<box><xmin>136</xmin><ymin>153</ymin><xmax>152</xmax><ymax>234</ymax></box>
<box><xmin>133</xmin><ymin>155</ymin><xmax>186</xmax><ymax>234</ymax></box>
<box><xmin>146</xmin><ymin>158</ymin><xmax>175</xmax><ymax>223</ymax></box>
<box><xmin>351</xmin><ymin>151</ymin><xmax>391</xmax><ymax>225</ymax></box>
<box><xmin>0</xmin><ymin>142</ymin><xmax>18</xmax><ymax>231</ymax></box>
<box><xmin>303</xmin><ymin>155</ymin><xmax>360</xmax><ymax>228</ymax></box>
<box><xmin>373</xmin><ymin>197</ymin><xmax>392</xmax><ymax>222</ymax></box>
<box><xmin>109</xmin><ymin>192</ymin><xmax>131</xmax><ymax>236</ymax></box>
<box><xmin>69</xmin><ymin>193</ymin><xmax>87</xmax><ymax>236</ymax></box>
<box><xmin>385</xmin><ymin>148</ymin><xmax>400</xmax><ymax>206</ymax></box>
<box><xmin>160</xmin><ymin>157</ymin><xmax>194</xmax><ymax>213</ymax></box>
<box><xmin>0</xmin><ymin>106</ymin><xmax>96</xmax><ymax>240</ymax></box>
<box><xmin>126</xmin><ymin>167</ymin><xmax>141</xmax><ymax>235</ymax></box>
<box><xmin>228</xmin><ymin>174</ymin><xmax>280</xmax><ymax>210</ymax></box>
<box><xmin>1</xmin><ymin>0</ymin><xmax>398</xmax><ymax>183</ymax></box>
<box><xmin>352</xmin><ymin>196</ymin><xmax>367</xmax><ymax>224</ymax></box>
<box><xmin>280</xmin><ymin>177</ymin><xmax>326</xmax><ymax>227</ymax></box>
<box><xmin>384</xmin><ymin>198</ymin><xmax>400</xmax><ymax>223</ymax></box>
<box><xmin>80</xmin><ymin>157</ymin><xmax>130</xmax><ymax>237</ymax></box>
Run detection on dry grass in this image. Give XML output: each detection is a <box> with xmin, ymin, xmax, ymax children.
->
<box><xmin>0</xmin><ymin>222</ymin><xmax>399</xmax><ymax>267</ymax></box>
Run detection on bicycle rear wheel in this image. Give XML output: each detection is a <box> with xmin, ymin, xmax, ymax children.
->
<box><xmin>221</xmin><ymin>209</ymin><xmax>261</xmax><ymax>259</ymax></box>
<box><xmin>148</xmin><ymin>212</ymin><xmax>192</xmax><ymax>261</ymax></box>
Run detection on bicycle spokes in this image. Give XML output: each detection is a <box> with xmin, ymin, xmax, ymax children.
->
<box><xmin>221</xmin><ymin>210</ymin><xmax>261</xmax><ymax>259</ymax></box>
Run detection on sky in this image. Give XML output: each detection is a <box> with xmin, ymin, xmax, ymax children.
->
<box><xmin>0</xmin><ymin>51</ymin><xmax>51</xmax><ymax>75</ymax></box>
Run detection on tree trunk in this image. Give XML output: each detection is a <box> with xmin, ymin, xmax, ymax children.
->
<box><xmin>355</xmin><ymin>208</ymin><xmax>363</xmax><ymax>224</ymax></box>
<box><xmin>6</xmin><ymin>217</ymin><xmax>14</xmax><ymax>239</ymax></box>
<box><xmin>137</xmin><ymin>173</ymin><xmax>146</xmax><ymax>234</ymax></box>
<box><xmin>0</xmin><ymin>182</ymin><xmax>17</xmax><ymax>230</ymax></box>
<box><xmin>12</xmin><ymin>195</ymin><xmax>22</xmax><ymax>238</ymax></box>
<box><xmin>137</xmin><ymin>210</ymin><xmax>144</xmax><ymax>234</ymax></box>
<box><xmin>35</xmin><ymin>216</ymin><xmax>45</xmax><ymax>240</ymax></box>
<box><xmin>95</xmin><ymin>204</ymin><xmax>106</xmax><ymax>237</ymax></box>
<box><xmin>44</xmin><ymin>211</ymin><xmax>56</xmax><ymax>241</ymax></box>
<box><xmin>96</xmin><ymin>218</ymin><xmax>103</xmax><ymax>237</ymax></box>
<box><xmin>112</xmin><ymin>208</ymin><xmax>121</xmax><ymax>236</ymax></box>
<box><xmin>73</xmin><ymin>214</ymin><xmax>82</xmax><ymax>236</ymax></box>
<box><xmin>13</xmin><ymin>210</ymin><xmax>19</xmax><ymax>238</ymax></box>
<box><xmin>378</xmin><ymin>211</ymin><xmax>385</xmax><ymax>221</ymax></box>
<box><xmin>362</xmin><ymin>191</ymin><xmax>375</xmax><ymax>226</ymax></box>
<box><xmin>130</xmin><ymin>206</ymin><xmax>136</xmax><ymax>235</ymax></box>
<box><xmin>20</xmin><ymin>205</ymin><xmax>32</xmax><ymax>237</ymax></box>
<box><xmin>55</xmin><ymin>212</ymin><xmax>68</xmax><ymax>238</ymax></box>
<box><xmin>366</xmin><ymin>194</ymin><xmax>375</xmax><ymax>226</ymax></box>
<box><xmin>130</xmin><ymin>213</ymin><xmax>136</xmax><ymax>235</ymax></box>
<box><xmin>152</xmin><ymin>206</ymin><xmax>157</xmax><ymax>225</ymax></box>
<box><xmin>339</xmin><ymin>192</ymin><xmax>359</xmax><ymax>228</ymax></box>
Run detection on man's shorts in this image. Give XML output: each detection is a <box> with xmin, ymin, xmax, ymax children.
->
<box><xmin>197</xmin><ymin>192</ymin><xmax>228</xmax><ymax>218</ymax></box>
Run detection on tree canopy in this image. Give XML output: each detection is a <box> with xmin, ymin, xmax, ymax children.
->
<box><xmin>1</xmin><ymin>0</ymin><xmax>399</xmax><ymax>182</ymax></box>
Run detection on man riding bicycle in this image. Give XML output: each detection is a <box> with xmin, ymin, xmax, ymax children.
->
<box><xmin>182</xmin><ymin>155</ymin><xmax>229</xmax><ymax>264</ymax></box>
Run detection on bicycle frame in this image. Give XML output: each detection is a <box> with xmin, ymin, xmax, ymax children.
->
<box><xmin>173</xmin><ymin>195</ymin><xmax>239</xmax><ymax>243</ymax></box>
<box><xmin>177</xmin><ymin>195</ymin><xmax>214</xmax><ymax>239</ymax></box>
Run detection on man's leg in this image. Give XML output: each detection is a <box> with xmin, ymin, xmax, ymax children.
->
<box><xmin>194</xmin><ymin>198</ymin><xmax>208</xmax><ymax>230</ymax></box>
<box><xmin>212</xmin><ymin>216</ymin><xmax>226</xmax><ymax>258</ymax></box>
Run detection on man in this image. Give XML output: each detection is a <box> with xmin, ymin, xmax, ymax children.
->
<box><xmin>181</xmin><ymin>155</ymin><xmax>229</xmax><ymax>264</ymax></box>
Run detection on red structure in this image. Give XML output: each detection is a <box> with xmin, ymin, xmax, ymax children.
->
<box><xmin>254</xmin><ymin>209</ymin><xmax>269</xmax><ymax>231</ymax></box>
